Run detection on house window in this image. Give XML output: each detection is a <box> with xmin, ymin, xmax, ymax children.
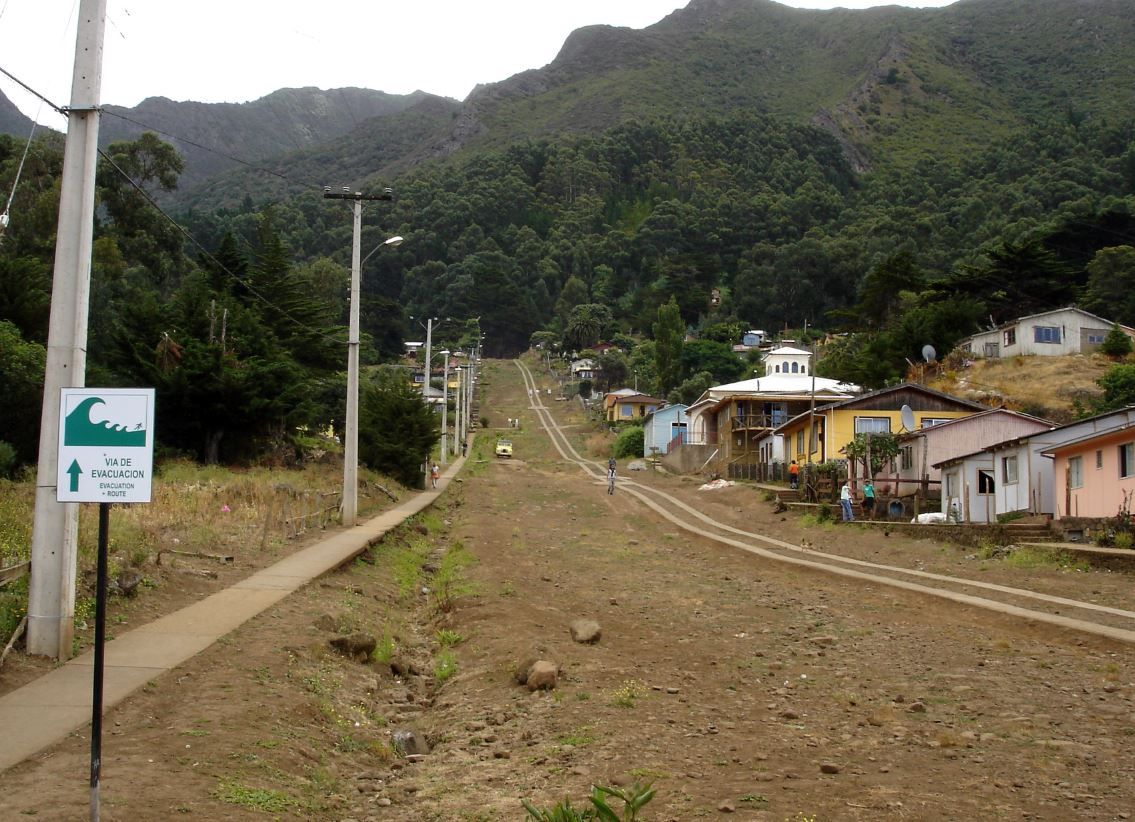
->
<box><xmin>796</xmin><ymin>430</ymin><xmax>804</xmax><ymax>455</ymax></box>
<box><xmin>1069</xmin><ymin>455</ymin><xmax>1083</xmax><ymax>489</ymax></box>
<box><xmin>1121</xmin><ymin>443</ymin><xmax>1135</xmax><ymax>478</ymax></box>
<box><xmin>620</xmin><ymin>405</ymin><xmax>633</xmax><ymax>418</ymax></box>
<box><xmin>775</xmin><ymin>364</ymin><xmax>781</xmax><ymax>373</ymax></box>
<box><xmin>791</xmin><ymin>362</ymin><xmax>799</xmax><ymax>373</ymax></box>
<box><xmin>855</xmin><ymin>417</ymin><xmax>892</xmax><ymax>434</ymax></box>
<box><xmin>1097</xmin><ymin>449</ymin><xmax>1104</xmax><ymax>469</ymax></box>
<box><xmin>802</xmin><ymin>365</ymin><xmax>808</xmax><ymax>375</ymax></box>
<box><xmin>901</xmin><ymin>446</ymin><xmax>914</xmax><ymax>470</ymax></box>
<box><xmin>921</xmin><ymin>418</ymin><xmax>951</xmax><ymax>428</ymax></box>
<box><xmin>945</xmin><ymin>471</ymin><xmax>956</xmax><ymax>497</ymax></box>
<box><xmin>1004</xmin><ymin>328</ymin><xmax>1016</xmax><ymax>346</ymax></box>
<box><xmin>1087</xmin><ymin>333</ymin><xmax>1106</xmax><ymax>345</ymax></box>
<box><xmin>977</xmin><ymin>470</ymin><xmax>995</xmax><ymax>495</ymax></box>
<box><xmin>1002</xmin><ymin>455</ymin><xmax>1018</xmax><ymax>485</ymax></box>
<box><xmin>1034</xmin><ymin>325</ymin><xmax>1061</xmax><ymax>344</ymax></box>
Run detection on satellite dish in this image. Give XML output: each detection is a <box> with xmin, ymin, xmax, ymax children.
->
<box><xmin>900</xmin><ymin>404</ymin><xmax>916</xmax><ymax>432</ymax></box>
<box><xmin>922</xmin><ymin>344</ymin><xmax>937</xmax><ymax>363</ymax></box>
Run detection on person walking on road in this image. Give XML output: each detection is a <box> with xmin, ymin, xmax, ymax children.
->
<box><xmin>840</xmin><ymin>481</ymin><xmax>854</xmax><ymax>522</ymax></box>
<box><xmin>430</xmin><ymin>463</ymin><xmax>440</xmax><ymax>489</ymax></box>
<box><xmin>607</xmin><ymin>460</ymin><xmax>616</xmax><ymax>495</ymax></box>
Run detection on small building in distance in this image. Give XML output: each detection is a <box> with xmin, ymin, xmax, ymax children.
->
<box><xmin>605</xmin><ymin>390</ymin><xmax>662</xmax><ymax>423</ymax></box>
<box><xmin>955</xmin><ymin>306</ymin><xmax>1135</xmax><ymax>359</ymax></box>
<box><xmin>642</xmin><ymin>404</ymin><xmax>689</xmax><ymax>458</ymax></box>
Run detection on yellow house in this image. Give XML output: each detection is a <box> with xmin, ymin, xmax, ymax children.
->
<box><xmin>605</xmin><ymin>391</ymin><xmax>663</xmax><ymax>423</ymax></box>
<box><xmin>774</xmin><ymin>383</ymin><xmax>986</xmax><ymax>466</ymax></box>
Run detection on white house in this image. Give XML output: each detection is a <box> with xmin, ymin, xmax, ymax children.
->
<box><xmin>570</xmin><ymin>358</ymin><xmax>596</xmax><ymax>380</ymax></box>
<box><xmin>936</xmin><ymin>406</ymin><xmax>1135</xmax><ymax>522</ymax></box>
<box><xmin>684</xmin><ymin>373</ymin><xmax>858</xmax><ymax>448</ymax></box>
<box><xmin>936</xmin><ymin>449</ymin><xmax>999</xmax><ymax>523</ymax></box>
<box><xmin>956</xmin><ymin>307</ymin><xmax>1135</xmax><ymax>359</ymax></box>
<box><xmin>887</xmin><ymin>408</ymin><xmax>1052</xmax><ymax>496</ymax></box>
<box><xmin>763</xmin><ymin>346</ymin><xmax>813</xmax><ymax>376</ymax></box>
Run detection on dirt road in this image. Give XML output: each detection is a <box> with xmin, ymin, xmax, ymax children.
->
<box><xmin>2</xmin><ymin>356</ymin><xmax>1133</xmax><ymax>820</ymax></box>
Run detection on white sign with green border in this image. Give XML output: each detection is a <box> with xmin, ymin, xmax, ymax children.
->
<box><xmin>56</xmin><ymin>388</ymin><xmax>155</xmax><ymax>503</ymax></box>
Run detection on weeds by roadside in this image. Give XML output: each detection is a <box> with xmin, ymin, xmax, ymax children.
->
<box><xmin>522</xmin><ymin>780</ymin><xmax>656</xmax><ymax>821</ymax></box>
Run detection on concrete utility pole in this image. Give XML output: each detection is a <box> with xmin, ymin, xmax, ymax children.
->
<box><xmin>28</xmin><ymin>0</ymin><xmax>108</xmax><ymax>660</ymax></box>
<box><xmin>464</xmin><ymin>349</ymin><xmax>474</xmax><ymax>436</ymax></box>
<box><xmin>322</xmin><ymin>186</ymin><xmax>394</xmax><ymax>527</ymax></box>
<box><xmin>422</xmin><ymin>317</ymin><xmax>435</xmax><ymax>398</ymax></box>
<box><xmin>454</xmin><ymin>366</ymin><xmax>463</xmax><ymax>455</ymax></box>
<box><xmin>439</xmin><ymin>350</ymin><xmax>449</xmax><ymax>465</ymax></box>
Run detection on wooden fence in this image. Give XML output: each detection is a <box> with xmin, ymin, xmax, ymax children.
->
<box><xmin>0</xmin><ymin>559</ymin><xmax>29</xmax><ymax>588</ymax></box>
<box><xmin>277</xmin><ymin>487</ymin><xmax>342</xmax><ymax>541</ymax></box>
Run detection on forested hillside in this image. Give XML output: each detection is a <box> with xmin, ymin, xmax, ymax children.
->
<box><xmin>2</xmin><ymin>0</ymin><xmax>1135</xmax><ymax>471</ymax></box>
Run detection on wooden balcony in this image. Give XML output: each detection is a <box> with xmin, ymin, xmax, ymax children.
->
<box><xmin>730</xmin><ymin>413</ymin><xmax>786</xmax><ymax>431</ymax></box>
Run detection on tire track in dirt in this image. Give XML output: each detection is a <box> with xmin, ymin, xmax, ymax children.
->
<box><xmin>515</xmin><ymin>360</ymin><xmax>1135</xmax><ymax>646</ymax></box>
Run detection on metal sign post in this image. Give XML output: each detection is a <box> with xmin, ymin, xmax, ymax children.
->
<box><xmin>90</xmin><ymin>502</ymin><xmax>110</xmax><ymax>822</ymax></box>
<box><xmin>56</xmin><ymin>387</ymin><xmax>155</xmax><ymax>822</ymax></box>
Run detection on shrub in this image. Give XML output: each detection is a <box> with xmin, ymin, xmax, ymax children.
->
<box><xmin>613</xmin><ymin>425</ymin><xmax>644</xmax><ymax>459</ymax></box>
<box><xmin>0</xmin><ymin>441</ymin><xmax>17</xmax><ymax>479</ymax></box>
<box><xmin>1099</xmin><ymin>323</ymin><xmax>1133</xmax><ymax>358</ymax></box>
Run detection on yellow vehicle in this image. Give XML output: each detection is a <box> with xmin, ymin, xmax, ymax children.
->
<box><xmin>495</xmin><ymin>439</ymin><xmax>513</xmax><ymax>458</ymax></box>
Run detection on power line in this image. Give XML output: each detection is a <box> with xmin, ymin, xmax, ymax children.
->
<box><xmin>96</xmin><ymin>147</ymin><xmax>351</xmax><ymax>346</ymax></box>
<box><xmin>0</xmin><ymin>64</ymin><xmax>65</xmax><ymax>116</ymax></box>
<box><xmin>99</xmin><ymin>108</ymin><xmax>319</xmax><ymax>190</ymax></box>
<box><xmin>0</xmin><ymin>64</ymin><xmax>364</xmax><ymax>345</ymax></box>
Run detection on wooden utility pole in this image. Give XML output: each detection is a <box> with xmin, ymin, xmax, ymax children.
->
<box><xmin>28</xmin><ymin>0</ymin><xmax>108</xmax><ymax>660</ymax></box>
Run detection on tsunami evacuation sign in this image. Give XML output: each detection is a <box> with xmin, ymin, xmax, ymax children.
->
<box><xmin>56</xmin><ymin>388</ymin><xmax>155</xmax><ymax>504</ymax></box>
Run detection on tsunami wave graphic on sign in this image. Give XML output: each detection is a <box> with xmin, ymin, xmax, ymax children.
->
<box><xmin>63</xmin><ymin>397</ymin><xmax>147</xmax><ymax>447</ymax></box>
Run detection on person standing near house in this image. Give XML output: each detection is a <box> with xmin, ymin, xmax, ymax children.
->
<box><xmin>788</xmin><ymin>460</ymin><xmax>800</xmax><ymax>490</ymax></box>
<box><xmin>840</xmin><ymin>481</ymin><xmax>854</xmax><ymax>522</ymax></box>
<box><xmin>862</xmin><ymin>478</ymin><xmax>875</xmax><ymax>518</ymax></box>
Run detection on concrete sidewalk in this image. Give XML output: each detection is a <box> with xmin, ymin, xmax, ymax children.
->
<box><xmin>0</xmin><ymin>460</ymin><xmax>465</xmax><ymax>773</ymax></box>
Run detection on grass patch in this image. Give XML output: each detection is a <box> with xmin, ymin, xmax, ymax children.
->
<box><xmin>431</xmin><ymin>540</ymin><xmax>477</xmax><ymax>614</ymax></box>
<box><xmin>1003</xmin><ymin>546</ymin><xmax>1090</xmax><ymax>571</ymax></box>
<box><xmin>798</xmin><ymin>513</ymin><xmax>836</xmax><ymax>529</ymax></box>
<box><xmin>214</xmin><ymin>781</ymin><xmax>298</xmax><ymax>814</ymax></box>
<box><xmin>436</xmin><ymin>628</ymin><xmax>463</xmax><ymax>647</ymax></box>
<box><xmin>372</xmin><ymin>628</ymin><xmax>397</xmax><ymax>664</ymax></box>
<box><xmin>557</xmin><ymin>726</ymin><xmax>596</xmax><ymax>747</ymax></box>
<box><xmin>434</xmin><ymin>649</ymin><xmax>458</xmax><ymax>683</ymax></box>
<box><xmin>611</xmin><ymin>679</ymin><xmax>647</xmax><ymax>708</ymax></box>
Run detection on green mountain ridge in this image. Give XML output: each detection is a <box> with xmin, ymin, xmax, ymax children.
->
<box><xmin>98</xmin><ymin>87</ymin><xmax>452</xmax><ymax>194</ymax></box>
<box><xmin>164</xmin><ymin>0</ymin><xmax>1135</xmax><ymax>213</ymax></box>
<box><xmin>454</xmin><ymin>0</ymin><xmax>1134</xmax><ymax>170</ymax></box>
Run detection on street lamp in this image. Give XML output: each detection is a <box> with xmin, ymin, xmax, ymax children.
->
<box><xmin>343</xmin><ymin>234</ymin><xmax>402</xmax><ymax>526</ymax></box>
<box><xmin>324</xmin><ymin>182</ymin><xmax>400</xmax><ymax>527</ymax></box>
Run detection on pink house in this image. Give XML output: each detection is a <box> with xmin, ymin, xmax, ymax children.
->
<box><xmin>1042</xmin><ymin>422</ymin><xmax>1135</xmax><ymax>520</ymax></box>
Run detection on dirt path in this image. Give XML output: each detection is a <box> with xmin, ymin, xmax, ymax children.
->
<box><xmin>3</xmin><ymin>357</ymin><xmax>1134</xmax><ymax>820</ymax></box>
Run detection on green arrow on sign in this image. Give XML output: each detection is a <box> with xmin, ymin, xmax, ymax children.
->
<box><xmin>66</xmin><ymin>459</ymin><xmax>82</xmax><ymax>493</ymax></box>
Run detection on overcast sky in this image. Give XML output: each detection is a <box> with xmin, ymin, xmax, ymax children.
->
<box><xmin>1</xmin><ymin>0</ymin><xmax>956</xmax><ymax>126</ymax></box>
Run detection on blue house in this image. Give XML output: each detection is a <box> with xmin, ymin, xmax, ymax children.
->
<box><xmin>642</xmin><ymin>404</ymin><xmax>689</xmax><ymax>458</ymax></box>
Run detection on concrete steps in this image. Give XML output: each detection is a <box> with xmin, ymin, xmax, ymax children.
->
<box><xmin>1002</xmin><ymin>519</ymin><xmax>1055</xmax><ymax>542</ymax></box>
